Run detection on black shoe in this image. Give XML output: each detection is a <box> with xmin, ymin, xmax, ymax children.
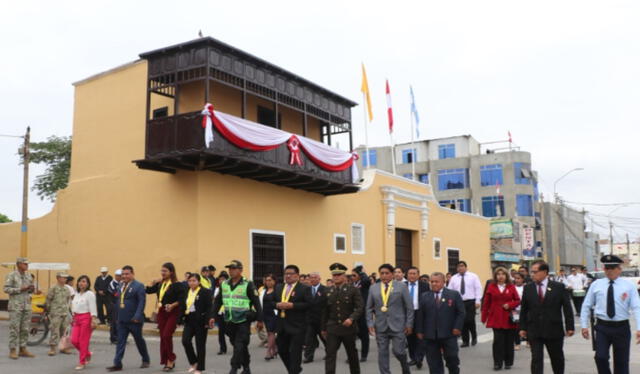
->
<box><xmin>140</xmin><ymin>362</ymin><xmax>150</xmax><ymax>369</ymax></box>
<box><xmin>241</xmin><ymin>368</ymin><xmax>251</xmax><ymax>374</ymax></box>
<box><xmin>408</xmin><ymin>360</ymin><xmax>417</xmax><ymax>366</ymax></box>
<box><xmin>218</xmin><ymin>350</ymin><xmax>227</xmax><ymax>355</ymax></box>
<box><xmin>229</xmin><ymin>368</ymin><xmax>238</xmax><ymax>374</ymax></box>
<box><xmin>360</xmin><ymin>356</ymin><xmax>367</xmax><ymax>362</ymax></box>
<box><xmin>461</xmin><ymin>343</ymin><xmax>470</xmax><ymax>347</ymax></box>
<box><xmin>494</xmin><ymin>364</ymin><xmax>502</xmax><ymax>370</ymax></box>
<box><xmin>505</xmin><ymin>365</ymin><xmax>512</xmax><ymax>370</ymax></box>
<box><xmin>472</xmin><ymin>338</ymin><xmax>478</xmax><ymax>346</ymax></box>
<box><xmin>106</xmin><ymin>366</ymin><xmax>123</xmax><ymax>372</ymax></box>
<box><xmin>416</xmin><ymin>361</ymin><xmax>423</xmax><ymax>369</ymax></box>
<box><xmin>303</xmin><ymin>358</ymin><xmax>313</xmax><ymax>363</ymax></box>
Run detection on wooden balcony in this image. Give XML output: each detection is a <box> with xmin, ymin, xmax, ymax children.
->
<box><xmin>133</xmin><ymin>111</ymin><xmax>360</xmax><ymax>195</ymax></box>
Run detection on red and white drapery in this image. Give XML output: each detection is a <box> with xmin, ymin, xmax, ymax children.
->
<box><xmin>201</xmin><ymin>104</ymin><xmax>360</xmax><ymax>183</ymax></box>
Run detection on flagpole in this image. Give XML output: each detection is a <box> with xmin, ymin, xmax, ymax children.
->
<box><xmin>410</xmin><ymin>107</ymin><xmax>416</xmax><ymax>180</ymax></box>
<box><xmin>362</xmin><ymin>92</ymin><xmax>370</xmax><ymax>169</ymax></box>
<box><xmin>390</xmin><ymin>132</ymin><xmax>396</xmax><ymax>175</ymax></box>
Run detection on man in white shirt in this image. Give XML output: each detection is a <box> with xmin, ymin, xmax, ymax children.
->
<box><xmin>567</xmin><ymin>267</ymin><xmax>587</xmax><ymax>316</ymax></box>
<box><xmin>447</xmin><ymin>261</ymin><xmax>482</xmax><ymax>347</ymax></box>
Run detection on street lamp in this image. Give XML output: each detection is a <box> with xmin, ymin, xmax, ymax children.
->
<box><xmin>553</xmin><ymin>167</ymin><xmax>584</xmax><ymax>203</ymax></box>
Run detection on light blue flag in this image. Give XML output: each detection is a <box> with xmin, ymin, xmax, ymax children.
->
<box><xmin>410</xmin><ymin>85</ymin><xmax>420</xmax><ymax>138</ymax></box>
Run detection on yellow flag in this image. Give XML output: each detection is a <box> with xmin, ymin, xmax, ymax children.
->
<box><xmin>361</xmin><ymin>63</ymin><xmax>373</xmax><ymax>122</ymax></box>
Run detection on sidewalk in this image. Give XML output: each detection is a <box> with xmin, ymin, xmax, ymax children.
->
<box><xmin>0</xmin><ymin>310</ymin><xmax>228</xmax><ymax>337</ymax></box>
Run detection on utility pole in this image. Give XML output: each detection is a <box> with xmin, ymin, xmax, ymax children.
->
<box><xmin>20</xmin><ymin>127</ymin><xmax>30</xmax><ymax>258</ymax></box>
<box><xmin>627</xmin><ymin>233</ymin><xmax>631</xmax><ymax>266</ymax></box>
<box><xmin>609</xmin><ymin>221</ymin><xmax>614</xmax><ymax>256</ymax></box>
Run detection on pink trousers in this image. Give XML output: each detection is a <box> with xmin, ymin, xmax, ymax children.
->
<box><xmin>71</xmin><ymin>313</ymin><xmax>93</xmax><ymax>365</ymax></box>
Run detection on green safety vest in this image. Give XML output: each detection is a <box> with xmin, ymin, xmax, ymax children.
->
<box><xmin>221</xmin><ymin>279</ymin><xmax>251</xmax><ymax>323</ymax></box>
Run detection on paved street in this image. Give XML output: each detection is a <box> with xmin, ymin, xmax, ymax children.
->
<box><xmin>1</xmin><ymin>319</ymin><xmax>639</xmax><ymax>373</ymax></box>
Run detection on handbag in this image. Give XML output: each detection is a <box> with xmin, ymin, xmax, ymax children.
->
<box><xmin>58</xmin><ymin>335</ymin><xmax>73</xmax><ymax>351</ymax></box>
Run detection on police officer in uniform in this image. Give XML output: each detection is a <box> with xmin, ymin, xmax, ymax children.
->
<box><xmin>3</xmin><ymin>257</ymin><xmax>35</xmax><ymax>359</ymax></box>
<box><xmin>45</xmin><ymin>271</ymin><xmax>72</xmax><ymax>356</ymax></box>
<box><xmin>581</xmin><ymin>254</ymin><xmax>640</xmax><ymax>374</ymax></box>
<box><xmin>321</xmin><ymin>263</ymin><xmax>364</xmax><ymax>374</ymax></box>
<box><xmin>212</xmin><ymin>260</ymin><xmax>263</xmax><ymax>374</ymax></box>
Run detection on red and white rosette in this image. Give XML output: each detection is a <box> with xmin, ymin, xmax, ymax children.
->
<box><xmin>203</xmin><ymin>105</ymin><xmax>360</xmax><ymax>183</ymax></box>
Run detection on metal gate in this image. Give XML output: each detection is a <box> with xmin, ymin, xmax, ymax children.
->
<box><xmin>252</xmin><ymin>232</ymin><xmax>284</xmax><ymax>285</ymax></box>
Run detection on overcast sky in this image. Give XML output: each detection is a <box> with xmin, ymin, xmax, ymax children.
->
<box><xmin>1</xmin><ymin>0</ymin><xmax>638</xmax><ymax>241</ymax></box>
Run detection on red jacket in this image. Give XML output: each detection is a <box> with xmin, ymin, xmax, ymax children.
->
<box><xmin>481</xmin><ymin>283</ymin><xmax>520</xmax><ymax>329</ymax></box>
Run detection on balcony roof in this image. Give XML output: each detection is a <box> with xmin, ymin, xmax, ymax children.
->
<box><xmin>140</xmin><ymin>37</ymin><xmax>358</xmax><ymax>108</ymax></box>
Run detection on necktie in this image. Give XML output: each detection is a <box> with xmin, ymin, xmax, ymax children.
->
<box><xmin>312</xmin><ymin>286</ymin><xmax>317</xmax><ymax>297</ymax></box>
<box><xmin>537</xmin><ymin>282</ymin><xmax>544</xmax><ymax>303</ymax></box>
<box><xmin>607</xmin><ymin>280</ymin><xmax>615</xmax><ymax>319</ymax></box>
<box><xmin>286</xmin><ymin>283</ymin><xmax>292</xmax><ymax>295</ymax></box>
<box><xmin>410</xmin><ymin>283</ymin><xmax>416</xmax><ymax>299</ymax></box>
<box><xmin>384</xmin><ymin>282</ymin><xmax>389</xmax><ymax>293</ymax></box>
<box><xmin>435</xmin><ymin>292</ymin><xmax>441</xmax><ymax>306</ymax></box>
<box><xmin>460</xmin><ymin>273</ymin><xmax>466</xmax><ymax>295</ymax></box>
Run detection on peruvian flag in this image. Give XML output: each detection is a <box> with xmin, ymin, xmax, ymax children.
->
<box><xmin>386</xmin><ymin>79</ymin><xmax>394</xmax><ymax>134</ymax></box>
<box><xmin>508</xmin><ymin>131</ymin><xmax>512</xmax><ymax>143</ymax></box>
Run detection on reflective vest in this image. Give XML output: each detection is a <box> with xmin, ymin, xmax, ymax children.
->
<box><xmin>221</xmin><ymin>279</ymin><xmax>251</xmax><ymax>323</ymax></box>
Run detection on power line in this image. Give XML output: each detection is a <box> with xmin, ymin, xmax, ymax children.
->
<box><xmin>564</xmin><ymin>200</ymin><xmax>640</xmax><ymax>207</ymax></box>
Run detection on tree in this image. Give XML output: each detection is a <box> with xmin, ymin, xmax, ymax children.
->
<box><xmin>0</xmin><ymin>213</ymin><xmax>11</xmax><ymax>223</ymax></box>
<box><xmin>20</xmin><ymin>136</ymin><xmax>72</xmax><ymax>202</ymax></box>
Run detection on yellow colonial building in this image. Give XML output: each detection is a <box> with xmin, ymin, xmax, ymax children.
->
<box><xmin>0</xmin><ymin>38</ymin><xmax>490</xmax><ymax>312</ymax></box>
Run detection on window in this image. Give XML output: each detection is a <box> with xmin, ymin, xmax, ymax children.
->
<box><xmin>433</xmin><ymin>238</ymin><xmax>441</xmax><ymax>259</ymax></box>
<box><xmin>402</xmin><ymin>173</ymin><xmax>413</xmax><ymax>180</ymax></box>
<box><xmin>438</xmin><ymin>144</ymin><xmax>456</xmax><ymax>159</ymax></box>
<box><xmin>516</xmin><ymin>194</ymin><xmax>534</xmax><ymax>216</ymax></box>
<box><xmin>480</xmin><ymin>164</ymin><xmax>503</xmax><ymax>186</ymax></box>
<box><xmin>402</xmin><ymin>149</ymin><xmax>416</xmax><ymax>164</ymax></box>
<box><xmin>257</xmin><ymin>105</ymin><xmax>277</xmax><ymax>128</ymax></box>
<box><xmin>361</xmin><ymin>150</ymin><xmax>377</xmax><ymax>167</ymax></box>
<box><xmin>514</xmin><ymin>162</ymin><xmax>532</xmax><ymax>185</ymax></box>
<box><xmin>251</xmin><ymin>231</ymin><xmax>285</xmax><ymax>286</ymax></box>
<box><xmin>419</xmin><ymin>174</ymin><xmax>429</xmax><ymax>184</ymax></box>
<box><xmin>439</xmin><ymin>199</ymin><xmax>471</xmax><ymax>213</ymax></box>
<box><xmin>437</xmin><ymin>168</ymin><xmax>469</xmax><ymax>190</ymax></box>
<box><xmin>351</xmin><ymin>223</ymin><xmax>365</xmax><ymax>254</ymax></box>
<box><xmin>152</xmin><ymin>107</ymin><xmax>168</xmax><ymax>119</ymax></box>
<box><xmin>334</xmin><ymin>234</ymin><xmax>346</xmax><ymax>253</ymax></box>
<box><xmin>447</xmin><ymin>249</ymin><xmax>460</xmax><ymax>274</ymax></box>
<box><xmin>533</xmin><ymin>182</ymin><xmax>539</xmax><ymax>202</ymax></box>
<box><xmin>482</xmin><ymin>196</ymin><xmax>505</xmax><ymax>217</ymax></box>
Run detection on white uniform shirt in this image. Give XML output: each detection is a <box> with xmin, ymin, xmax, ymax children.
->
<box><xmin>567</xmin><ymin>274</ymin><xmax>586</xmax><ymax>290</ymax></box>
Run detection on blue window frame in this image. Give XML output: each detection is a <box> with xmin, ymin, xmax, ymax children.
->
<box><xmin>419</xmin><ymin>174</ymin><xmax>429</xmax><ymax>184</ymax></box>
<box><xmin>438</xmin><ymin>144</ymin><xmax>456</xmax><ymax>159</ymax></box>
<box><xmin>533</xmin><ymin>182</ymin><xmax>539</xmax><ymax>202</ymax></box>
<box><xmin>437</xmin><ymin>168</ymin><xmax>469</xmax><ymax>190</ymax></box>
<box><xmin>361</xmin><ymin>150</ymin><xmax>377</xmax><ymax>167</ymax></box>
<box><xmin>514</xmin><ymin>162</ymin><xmax>531</xmax><ymax>185</ymax></box>
<box><xmin>403</xmin><ymin>173</ymin><xmax>413</xmax><ymax>180</ymax></box>
<box><xmin>480</xmin><ymin>164</ymin><xmax>503</xmax><ymax>187</ymax></box>
<box><xmin>439</xmin><ymin>199</ymin><xmax>471</xmax><ymax>213</ymax></box>
<box><xmin>516</xmin><ymin>194</ymin><xmax>534</xmax><ymax>216</ymax></box>
<box><xmin>482</xmin><ymin>196</ymin><xmax>505</xmax><ymax>217</ymax></box>
<box><xmin>402</xmin><ymin>149</ymin><xmax>416</xmax><ymax>164</ymax></box>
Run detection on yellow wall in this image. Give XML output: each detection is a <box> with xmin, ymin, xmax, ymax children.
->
<box><xmin>0</xmin><ymin>60</ymin><xmax>491</xmax><ymax>316</ymax></box>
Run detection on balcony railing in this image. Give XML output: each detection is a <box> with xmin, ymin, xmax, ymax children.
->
<box><xmin>134</xmin><ymin>111</ymin><xmax>359</xmax><ymax>195</ymax></box>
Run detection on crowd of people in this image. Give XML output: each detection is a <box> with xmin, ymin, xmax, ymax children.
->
<box><xmin>4</xmin><ymin>255</ymin><xmax>640</xmax><ymax>374</ymax></box>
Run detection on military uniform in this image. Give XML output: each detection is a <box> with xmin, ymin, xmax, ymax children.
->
<box><xmin>3</xmin><ymin>258</ymin><xmax>34</xmax><ymax>358</ymax></box>
<box><xmin>322</xmin><ymin>263</ymin><xmax>364</xmax><ymax>374</ymax></box>
<box><xmin>45</xmin><ymin>273</ymin><xmax>71</xmax><ymax>354</ymax></box>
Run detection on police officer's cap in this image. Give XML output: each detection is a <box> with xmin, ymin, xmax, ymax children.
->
<box><xmin>329</xmin><ymin>263</ymin><xmax>348</xmax><ymax>275</ymax></box>
<box><xmin>601</xmin><ymin>254</ymin><xmax>623</xmax><ymax>268</ymax></box>
<box><xmin>225</xmin><ymin>260</ymin><xmax>243</xmax><ymax>269</ymax></box>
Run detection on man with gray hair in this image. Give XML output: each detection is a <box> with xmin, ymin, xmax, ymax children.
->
<box><xmin>303</xmin><ymin>272</ymin><xmax>327</xmax><ymax>363</ymax></box>
<box><xmin>415</xmin><ymin>272</ymin><xmax>465</xmax><ymax>374</ymax></box>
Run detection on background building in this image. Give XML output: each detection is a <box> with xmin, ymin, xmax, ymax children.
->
<box><xmin>541</xmin><ymin>202</ymin><xmax>588</xmax><ymax>272</ymax></box>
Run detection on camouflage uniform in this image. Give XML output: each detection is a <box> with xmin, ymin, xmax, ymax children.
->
<box><xmin>3</xmin><ymin>270</ymin><xmax>33</xmax><ymax>349</ymax></box>
<box><xmin>45</xmin><ymin>284</ymin><xmax>70</xmax><ymax>346</ymax></box>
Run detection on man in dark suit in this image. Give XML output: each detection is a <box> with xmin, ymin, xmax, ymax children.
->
<box><xmin>107</xmin><ymin>265</ymin><xmax>150</xmax><ymax>372</ymax></box>
<box><xmin>405</xmin><ymin>266</ymin><xmax>430</xmax><ymax>369</ymax></box>
<box><xmin>95</xmin><ymin>266</ymin><xmax>113</xmax><ymax>325</ymax></box>
<box><xmin>275</xmin><ymin>264</ymin><xmax>312</xmax><ymax>374</ymax></box>
<box><xmin>351</xmin><ymin>265</ymin><xmax>371</xmax><ymax>361</ymax></box>
<box><xmin>519</xmin><ymin>260</ymin><xmax>574</xmax><ymax>374</ymax></box>
<box><xmin>303</xmin><ymin>272</ymin><xmax>327</xmax><ymax>363</ymax></box>
<box><xmin>416</xmin><ymin>272</ymin><xmax>465</xmax><ymax>374</ymax></box>
<box><xmin>107</xmin><ymin>269</ymin><xmax>122</xmax><ymax>344</ymax></box>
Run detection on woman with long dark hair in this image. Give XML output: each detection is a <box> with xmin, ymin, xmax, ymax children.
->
<box><xmin>70</xmin><ymin>275</ymin><xmax>97</xmax><ymax>370</ymax></box>
<box><xmin>181</xmin><ymin>273</ymin><xmax>214</xmax><ymax>374</ymax></box>
<box><xmin>261</xmin><ymin>273</ymin><xmax>278</xmax><ymax>360</ymax></box>
<box><xmin>146</xmin><ymin>262</ymin><xmax>186</xmax><ymax>371</ymax></box>
<box><xmin>481</xmin><ymin>267</ymin><xmax>521</xmax><ymax>370</ymax></box>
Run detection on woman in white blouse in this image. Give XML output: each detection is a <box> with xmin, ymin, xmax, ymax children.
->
<box><xmin>512</xmin><ymin>273</ymin><xmax>525</xmax><ymax>350</ymax></box>
<box><xmin>70</xmin><ymin>275</ymin><xmax>98</xmax><ymax>370</ymax></box>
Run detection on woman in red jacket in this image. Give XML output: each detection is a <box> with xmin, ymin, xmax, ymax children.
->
<box><xmin>481</xmin><ymin>267</ymin><xmax>521</xmax><ymax>371</ymax></box>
